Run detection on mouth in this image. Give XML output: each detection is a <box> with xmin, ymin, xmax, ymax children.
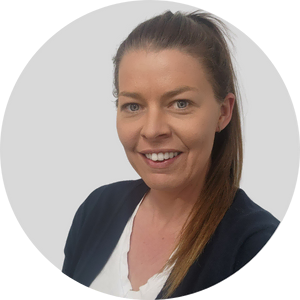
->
<box><xmin>139</xmin><ymin>151</ymin><xmax>182</xmax><ymax>168</ymax></box>
<box><xmin>143</xmin><ymin>151</ymin><xmax>181</xmax><ymax>162</ymax></box>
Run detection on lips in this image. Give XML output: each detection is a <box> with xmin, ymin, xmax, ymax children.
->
<box><xmin>141</xmin><ymin>152</ymin><xmax>182</xmax><ymax>169</ymax></box>
<box><xmin>145</xmin><ymin>151</ymin><xmax>180</xmax><ymax>161</ymax></box>
<box><xmin>139</xmin><ymin>148</ymin><xmax>181</xmax><ymax>154</ymax></box>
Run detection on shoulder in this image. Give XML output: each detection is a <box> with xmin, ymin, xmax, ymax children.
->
<box><xmin>225</xmin><ymin>189</ymin><xmax>279</xmax><ymax>233</ymax></box>
<box><xmin>218</xmin><ymin>189</ymin><xmax>280</xmax><ymax>271</ymax></box>
<box><xmin>62</xmin><ymin>178</ymin><xmax>148</xmax><ymax>275</ymax></box>
<box><xmin>75</xmin><ymin>179</ymin><xmax>148</xmax><ymax>224</ymax></box>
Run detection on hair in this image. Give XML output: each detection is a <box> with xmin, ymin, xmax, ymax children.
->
<box><xmin>113</xmin><ymin>10</ymin><xmax>243</xmax><ymax>298</ymax></box>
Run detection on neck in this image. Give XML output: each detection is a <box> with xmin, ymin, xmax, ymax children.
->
<box><xmin>140</xmin><ymin>160</ymin><xmax>210</xmax><ymax>229</ymax></box>
<box><xmin>141</xmin><ymin>179</ymin><xmax>203</xmax><ymax>228</ymax></box>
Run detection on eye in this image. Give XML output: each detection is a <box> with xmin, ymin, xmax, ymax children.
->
<box><xmin>175</xmin><ymin>100</ymin><xmax>189</xmax><ymax>109</ymax></box>
<box><xmin>122</xmin><ymin>103</ymin><xmax>140</xmax><ymax>112</ymax></box>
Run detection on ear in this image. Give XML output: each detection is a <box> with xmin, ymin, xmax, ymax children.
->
<box><xmin>217</xmin><ymin>93</ymin><xmax>235</xmax><ymax>132</ymax></box>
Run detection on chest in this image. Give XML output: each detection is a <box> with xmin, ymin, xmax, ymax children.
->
<box><xmin>127</xmin><ymin>210</ymin><xmax>179</xmax><ymax>291</ymax></box>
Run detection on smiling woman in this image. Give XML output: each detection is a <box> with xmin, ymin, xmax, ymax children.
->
<box><xmin>117</xmin><ymin>49</ymin><xmax>234</xmax><ymax>193</ymax></box>
<box><xmin>62</xmin><ymin>10</ymin><xmax>279</xmax><ymax>299</ymax></box>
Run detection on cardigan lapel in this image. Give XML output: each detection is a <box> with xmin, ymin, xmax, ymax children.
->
<box><xmin>73</xmin><ymin>179</ymin><xmax>149</xmax><ymax>286</ymax></box>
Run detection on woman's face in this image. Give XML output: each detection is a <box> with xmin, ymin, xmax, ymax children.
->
<box><xmin>117</xmin><ymin>49</ymin><xmax>233</xmax><ymax>192</ymax></box>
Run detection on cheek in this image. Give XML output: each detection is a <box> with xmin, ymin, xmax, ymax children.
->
<box><xmin>116</xmin><ymin>118</ymin><xmax>127</xmax><ymax>147</ymax></box>
<box><xmin>179</xmin><ymin>118</ymin><xmax>217</xmax><ymax>155</ymax></box>
<box><xmin>116</xmin><ymin>118</ymin><xmax>138</xmax><ymax>151</ymax></box>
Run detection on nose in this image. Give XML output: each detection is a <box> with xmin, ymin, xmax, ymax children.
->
<box><xmin>140</xmin><ymin>107</ymin><xmax>171</xmax><ymax>141</ymax></box>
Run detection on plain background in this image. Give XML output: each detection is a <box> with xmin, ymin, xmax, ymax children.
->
<box><xmin>0</xmin><ymin>1</ymin><xmax>300</xmax><ymax>299</ymax></box>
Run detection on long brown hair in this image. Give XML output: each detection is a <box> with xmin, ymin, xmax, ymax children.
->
<box><xmin>113</xmin><ymin>10</ymin><xmax>243</xmax><ymax>298</ymax></box>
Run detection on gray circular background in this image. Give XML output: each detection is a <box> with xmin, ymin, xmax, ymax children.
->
<box><xmin>1</xmin><ymin>1</ymin><xmax>299</xmax><ymax>299</ymax></box>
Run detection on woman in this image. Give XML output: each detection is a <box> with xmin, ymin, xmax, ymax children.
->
<box><xmin>62</xmin><ymin>10</ymin><xmax>279</xmax><ymax>299</ymax></box>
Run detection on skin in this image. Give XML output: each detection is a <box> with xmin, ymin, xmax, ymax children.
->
<box><xmin>116</xmin><ymin>49</ymin><xmax>235</xmax><ymax>290</ymax></box>
<box><xmin>117</xmin><ymin>49</ymin><xmax>235</xmax><ymax>230</ymax></box>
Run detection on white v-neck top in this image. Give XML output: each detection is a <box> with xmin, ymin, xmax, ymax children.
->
<box><xmin>90</xmin><ymin>198</ymin><xmax>174</xmax><ymax>299</ymax></box>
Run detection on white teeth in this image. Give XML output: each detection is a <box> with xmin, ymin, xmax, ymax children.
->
<box><xmin>157</xmin><ymin>153</ymin><xmax>164</xmax><ymax>161</ymax></box>
<box><xmin>145</xmin><ymin>152</ymin><xmax>180</xmax><ymax>161</ymax></box>
<box><xmin>152</xmin><ymin>153</ymin><xmax>158</xmax><ymax>161</ymax></box>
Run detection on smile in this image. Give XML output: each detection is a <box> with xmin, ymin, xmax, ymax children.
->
<box><xmin>140</xmin><ymin>152</ymin><xmax>182</xmax><ymax>169</ymax></box>
<box><xmin>144</xmin><ymin>152</ymin><xmax>180</xmax><ymax>161</ymax></box>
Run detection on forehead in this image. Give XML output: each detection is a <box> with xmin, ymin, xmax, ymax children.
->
<box><xmin>118</xmin><ymin>49</ymin><xmax>212</xmax><ymax>95</ymax></box>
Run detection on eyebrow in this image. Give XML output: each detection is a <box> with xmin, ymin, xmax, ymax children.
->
<box><xmin>118</xmin><ymin>86</ymin><xmax>198</xmax><ymax>101</ymax></box>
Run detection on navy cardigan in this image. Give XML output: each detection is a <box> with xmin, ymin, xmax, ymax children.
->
<box><xmin>62</xmin><ymin>179</ymin><xmax>279</xmax><ymax>298</ymax></box>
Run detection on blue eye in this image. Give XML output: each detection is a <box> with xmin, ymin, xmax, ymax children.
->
<box><xmin>128</xmin><ymin>103</ymin><xmax>139</xmax><ymax>111</ymax></box>
<box><xmin>127</xmin><ymin>103</ymin><xmax>140</xmax><ymax>111</ymax></box>
<box><xmin>176</xmin><ymin>100</ymin><xmax>189</xmax><ymax>108</ymax></box>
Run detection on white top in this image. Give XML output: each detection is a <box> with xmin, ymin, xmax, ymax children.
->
<box><xmin>90</xmin><ymin>197</ymin><xmax>174</xmax><ymax>299</ymax></box>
